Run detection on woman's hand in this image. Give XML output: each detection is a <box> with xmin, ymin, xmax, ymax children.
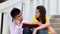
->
<box><xmin>33</xmin><ymin>28</ymin><xmax>38</xmax><ymax>34</ymax></box>
<box><xmin>32</xmin><ymin>28</ymin><xmax>38</xmax><ymax>34</ymax></box>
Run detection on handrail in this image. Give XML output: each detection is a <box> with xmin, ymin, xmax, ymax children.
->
<box><xmin>0</xmin><ymin>0</ymin><xmax>22</xmax><ymax>11</ymax></box>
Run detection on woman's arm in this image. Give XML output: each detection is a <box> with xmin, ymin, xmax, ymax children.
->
<box><xmin>32</xmin><ymin>20</ymin><xmax>50</xmax><ymax>34</ymax></box>
<box><xmin>23</xmin><ymin>22</ymin><xmax>42</xmax><ymax>25</ymax></box>
<box><xmin>35</xmin><ymin>20</ymin><xmax>50</xmax><ymax>30</ymax></box>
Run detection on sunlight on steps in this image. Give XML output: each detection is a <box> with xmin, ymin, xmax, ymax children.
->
<box><xmin>50</xmin><ymin>15</ymin><xmax>60</xmax><ymax>34</ymax></box>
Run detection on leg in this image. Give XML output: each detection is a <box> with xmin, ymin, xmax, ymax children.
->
<box><xmin>23</xmin><ymin>27</ymin><xmax>32</xmax><ymax>34</ymax></box>
<box><xmin>49</xmin><ymin>27</ymin><xmax>57</xmax><ymax>34</ymax></box>
<box><xmin>37</xmin><ymin>29</ymin><xmax>48</xmax><ymax>34</ymax></box>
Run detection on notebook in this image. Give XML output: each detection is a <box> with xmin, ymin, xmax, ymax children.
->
<box><xmin>22</xmin><ymin>23</ymin><xmax>39</xmax><ymax>28</ymax></box>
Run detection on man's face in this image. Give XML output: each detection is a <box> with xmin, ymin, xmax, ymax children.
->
<box><xmin>14</xmin><ymin>13</ymin><xmax>23</xmax><ymax>21</ymax></box>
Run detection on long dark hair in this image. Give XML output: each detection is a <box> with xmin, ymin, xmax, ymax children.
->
<box><xmin>36</xmin><ymin>6</ymin><xmax>46</xmax><ymax>24</ymax></box>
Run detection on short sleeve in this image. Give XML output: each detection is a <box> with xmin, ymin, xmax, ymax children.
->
<box><xmin>32</xmin><ymin>16</ymin><xmax>38</xmax><ymax>23</ymax></box>
<box><xmin>46</xmin><ymin>16</ymin><xmax>49</xmax><ymax>20</ymax></box>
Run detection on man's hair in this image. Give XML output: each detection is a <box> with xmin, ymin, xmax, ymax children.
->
<box><xmin>10</xmin><ymin>8</ymin><xmax>21</xmax><ymax>17</ymax></box>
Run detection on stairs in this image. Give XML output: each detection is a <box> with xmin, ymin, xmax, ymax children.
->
<box><xmin>50</xmin><ymin>15</ymin><xmax>60</xmax><ymax>34</ymax></box>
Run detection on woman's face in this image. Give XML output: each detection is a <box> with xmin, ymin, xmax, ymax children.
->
<box><xmin>35</xmin><ymin>9</ymin><xmax>40</xmax><ymax>18</ymax></box>
<box><xmin>14</xmin><ymin>13</ymin><xmax>23</xmax><ymax>21</ymax></box>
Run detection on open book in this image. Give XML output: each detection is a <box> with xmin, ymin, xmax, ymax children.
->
<box><xmin>22</xmin><ymin>23</ymin><xmax>39</xmax><ymax>28</ymax></box>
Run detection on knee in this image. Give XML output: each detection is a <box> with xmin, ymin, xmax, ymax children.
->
<box><xmin>23</xmin><ymin>27</ymin><xmax>32</xmax><ymax>34</ymax></box>
<box><xmin>23</xmin><ymin>27</ymin><xmax>30</xmax><ymax>31</ymax></box>
<box><xmin>37</xmin><ymin>29</ymin><xmax>48</xmax><ymax>34</ymax></box>
<box><xmin>38</xmin><ymin>29</ymin><xmax>47</xmax><ymax>32</ymax></box>
<box><xmin>51</xmin><ymin>31</ymin><xmax>57</xmax><ymax>34</ymax></box>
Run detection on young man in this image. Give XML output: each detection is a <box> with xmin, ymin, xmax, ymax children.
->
<box><xmin>9</xmin><ymin>8</ymin><xmax>25</xmax><ymax>34</ymax></box>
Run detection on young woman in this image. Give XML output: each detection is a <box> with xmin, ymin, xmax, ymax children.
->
<box><xmin>23</xmin><ymin>6</ymin><xmax>56</xmax><ymax>34</ymax></box>
<box><xmin>32</xmin><ymin>6</ymin><xmax>56</xmax><ymax>34</ymax></box>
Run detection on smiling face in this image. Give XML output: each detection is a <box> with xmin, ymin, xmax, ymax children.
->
<box><xmin>35</xmin><ymin>9</ymin><xmax>41</xmax><ymax>18</ymax></box>
<box><xmin>10</xmin><ymin>8</ymin><xmax>23</xmax><ymax>22</ymax></box>
<box><xmin>14</xmin><ymin>13</ymin><xmax>23</xmax><ymax>21</ymax></box>
<box><xmin>35</xmin><ymin>6</ymin><xmax>46</xmax><ymax>24</ymax></box>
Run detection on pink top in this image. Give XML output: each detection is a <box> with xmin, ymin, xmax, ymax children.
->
<box><xmin>9</xmin><ymin>20</ymin><xmax>25</xmax><ymax>34</ymax></box>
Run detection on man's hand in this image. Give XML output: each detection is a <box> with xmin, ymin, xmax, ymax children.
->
<box><xmin>14</xmin><ymin>19</ymin><xmax>21</xmax><ymax>26</ymax></box>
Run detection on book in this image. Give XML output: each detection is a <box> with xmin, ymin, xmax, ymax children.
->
<box><xmin>22</xmin><ymin>23</ymin><xmax>39</xmax><ymax>28</ymax></box>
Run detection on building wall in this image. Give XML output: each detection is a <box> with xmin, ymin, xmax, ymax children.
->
<box><xmin>22</xmin><ymin>0</ymin><xmax>60</xmax><ymax>20</ymax></box>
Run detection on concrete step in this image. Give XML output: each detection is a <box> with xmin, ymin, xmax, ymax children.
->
<box><xmin>51</xmin><ymin>15</ymin><xmax>60</xmax><ymax>18</ymax></box>
<box><xmin>50</xmin><ymin>23</ymin><xmax>60</xmax><ymax>28</ymax></box>
<box><xmin>54</xmin><ymin>28</ymin><xmax>60</xmax><ymax>34</ymax></box>
<box><xmin>50</xmin><ymin>19</ymin><xmax>60</xmax><ymax>23</ymax></box>
<box><xmin>50</xmin><ymin>15</ymin><xmax>60</xmax><ymax>34</ymax></box>
<box><xmin>50</xmin><ymin>22</ymin><xmax>60</xmax><ymax>24</ymax></box>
